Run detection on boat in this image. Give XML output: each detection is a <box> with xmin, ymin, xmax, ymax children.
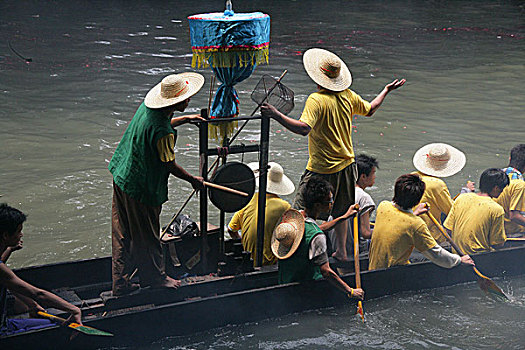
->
<box><xmin>2</xmin><ymin>241</ymin><xmax>525</xmax><ymax>350</ymax></box>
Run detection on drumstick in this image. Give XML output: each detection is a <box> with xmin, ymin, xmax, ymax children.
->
<box><xmin>203</xmin><ymin>181</ymin><xmax>248</xmax><ymax>197</ymax></box>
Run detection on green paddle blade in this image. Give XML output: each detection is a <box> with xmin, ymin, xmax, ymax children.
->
<box><xmin>69</xmin><ymin>322</ymin><xmax>114</xmax><ymax>337</ymax></box>
<box><xmin>474</xmin><ymin>267</ymin><xmax>508</xmax><ymax>301</ymax></box>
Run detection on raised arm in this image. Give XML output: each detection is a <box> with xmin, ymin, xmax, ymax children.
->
<box><xmin>170</xmin><ymin>114</ymin><xmax>205</xmax><ymax>128</ymax></box>
<box><xmin>319</xmin><ymin>204</ymin><xmax>358</xmax><ymax>232</ymax></box>
<box><xmin>260</xmin><ymin>103</ymin><xmax>311</xmax><ymax>136</ymax></box>
<box><xmin>367</xmin><ymin>79</ymin><xmax>406</xmax><ymax>116</ymax></box>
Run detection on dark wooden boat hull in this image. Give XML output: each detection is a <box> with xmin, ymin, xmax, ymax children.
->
<box><xmin>2</xmin><ymin>245</ymin><xmax>525</xmax><ymax>349</ymax></box>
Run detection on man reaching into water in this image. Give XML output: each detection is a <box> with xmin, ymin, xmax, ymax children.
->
<box><xmin>261</xmin><ymin>48</ymin><xmax>405</xmax><ymax>262</ymax></box>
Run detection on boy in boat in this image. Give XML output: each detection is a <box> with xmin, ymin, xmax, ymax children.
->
<box><xmin>261</xmin><ymin>48</ymin><xmax>405</xmax><ymax>262</ymax></box>
<box><xmin>329</xmin><ymin>153</ymin><xmax>378</xmax><ymax>258</ymax></box>
<box><xmin>369</xmin><ymin>174</ymin><xmax>474</xmax><ymax>270</ymax></box>
<box><xmin>444</xmin><ymin>168</ymin><xmax>509</xmax><ymax>255</ymax></box>
<box><xmin>496</xmin><ymin>144</ymin><xmax>525</xmax><ymax>236</ymax></box>
<box><xmin>228</xmin><ymin>162</ymin><xmax>295</xmax><ymax>266</ymax></box>
<box><xmin>412</xmin><ymin>143</ymin><xmax>466</xmax><ymax>246</ymax></box>
<box><xmin>109</xmin><ymin>73</ymin><xmax>205</xmax><ymax>296</ymax></box>
<box><xmin>0</xmin><ymin>203</ymin><xmax>82</xmax><ymax>335</ymax></box>
<box><xmin>272</xmin><ymin>177</ymin><xmax>364</xmax><ymax>300</ymax></box>
<box><xmin>502</xmin><ymin>144</ymin><xmax>525</xmax><ymax>180</ymax></box>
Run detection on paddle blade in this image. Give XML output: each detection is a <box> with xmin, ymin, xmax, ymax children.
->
<box><xmin>68</xmin><ymin>323</ymin><xmax>114</xmax><ymax>337</ymax></box>
<box><xmin>357</xmin><ymin>301</ymin><xmax>365</xmax><ymax>322</ymax></box>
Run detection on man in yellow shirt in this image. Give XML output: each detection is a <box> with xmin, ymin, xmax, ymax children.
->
<box><xmin>369</xmin><ymin>174</ymin><xmax>473</xmax><ymax>270</ymax></box>
<box><xmin>261</xmin><ymin>48</ymin><xmax>405</xmax><ymax>262</ymax></box>
<box><xmin>412</xmin><ymin>143</ymin><xmax>466</xmax><ymax>244</ymax></box>
<box><xmin>444</xmin><ymin>168</ymin><xmax>509</xmax><ymax>255</ymax></box>
<box><xmin>228</xmin><ymin>162</ymin><xmax>295</xmax><ymax>266</ymax></box>
<box><xmin>495</xmin><ymin>179</ymin><xmax>525</xmax><ymax>236</ymax></box>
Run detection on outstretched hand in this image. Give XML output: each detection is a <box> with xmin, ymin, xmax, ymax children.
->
<box><xmin>260</xmin><ymin>103</ymin><xmax>280</xmax><ymax>119</ymax></box>
<box><xmin>191</xmin><ymin>176</ymin><xmax>205</xmax><ymax>190</ymax></box>
<box><xmin>385</xmin><ymin>78</ymin><xmax>406</xmax><ymax>92</ymax></box>
<box><xmin>343</xmin><ymin>204</ymin><xmax>359</xmax><ymax>219</ymax></box>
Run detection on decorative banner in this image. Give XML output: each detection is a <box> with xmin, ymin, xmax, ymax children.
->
<box><xmin>188</xmin><ymin>11</ymin><xmax>270</xmax><ymax>140</ymax></box>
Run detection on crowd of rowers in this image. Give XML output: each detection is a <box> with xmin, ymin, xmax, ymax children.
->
<box><xmin>227</xmin><ymin>143</ymin><xmax>525</xmax><ymax>300</ymax></box>
<box><xmin>1</xmin><ymin>47</ymin><xmax>524</xmax><ymax>334</ymax></box>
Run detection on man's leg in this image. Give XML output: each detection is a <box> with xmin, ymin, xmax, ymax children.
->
<box><xmin>111</xmin><ymin>183</ymin><xmax>136</xmax><ymax>295</ymax></box>
<box><xmin>330</xmin><ymin>164</ymin><xmax>356</xmax><ymax>261</ymax></box>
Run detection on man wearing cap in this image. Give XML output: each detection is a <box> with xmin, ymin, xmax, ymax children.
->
<box><xmin>412</xmin><ymin>143</ymin><xmax>466</xmax><ymax>245</ymax></box>
<box><xmin>109</xmin><ymin>73</ymin><xmax>205</xmax><ymax>296</ymax></box>
<box><xmin>444</xmin><ymin>168</ymin><xmax>509</xmax><ymax>255</ymax></box>
<box><xmin>261</xmin><ymin>48</ymin><xmax>405</xmax><ymax>262</ymax></box>
<box><xmin>272</xmin><ymin>177</ymin><xmax>364</xmax><ymax>300</ymax></box>
<box><xmin>228</xmin><ymin>162</ymin><xmax>295</xmax><ymax>266</ymax></box>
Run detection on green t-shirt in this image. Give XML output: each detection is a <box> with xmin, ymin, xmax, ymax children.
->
<box><xmin>278</xmin><ymin>221</ymin><xmax>323</xmax><ymax>284</ymax></box>
<box><xmin>109</xmin><ymin>102</ymin><xmax>175</xmax><ymax>206</ymax></box>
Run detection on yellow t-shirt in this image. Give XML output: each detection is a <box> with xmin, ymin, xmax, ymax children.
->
<box><xmin>369</xmin><ymin>201</ymin><xmax>437</xmax><ymax>270</ymax></box>
<box><xmin>228</xmin><ymin>193</ymin><xmax>291</xmax><ymax>266</ymax></box>
<box><xmin>156</xmin><ymin>134</ymin><xmax>176</xmax><ymax>162</ymax></box>
<box><xmin>495</xmin><ymin>179</ymin><xmax>525</xmax><ymax>235</ymax></box>
<box><xmin>414</xmin><ymin>172</ymin><xmax>454</xmax><ymax>244</ymax></box>
<box><xmin>299</xmin><ymin>89</ymin><xmax>371</xmax><ymax>174</ymax></box>
<box><xmin>443</xmin><ymin>193</ymin><xmax>506</xmax><ymax>255</ymax></box>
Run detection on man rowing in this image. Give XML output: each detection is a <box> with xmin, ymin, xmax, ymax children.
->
<box><xmin>369</xmin><ymin>174</ymin><xmax>474</xmax><ymax>270</ymax></box>
<box><xmin>261</xmin><ymin>47</ymin><xmax>405</xmax><ymax>262</ymax></box>
<box><xmin>109</xmin><ymin>73</ymin><xmax>205</xmax><ymax>296</ymax></box>
<box><xmin>1</xmin><ymin>204</ymin><xmax>82</xmax><ymax>335</ymax></box>
<box><xmin>412</xmin><ymin>143</ymin><xmax>466</xmax><ymax>246</ymax></box>
<box><xmin>272</xmin><ymin>177</ymin><xmax>364</xmax><ymax>300</ymax></box>
<box><xmin>444</xmin><ymin>168</ymin><xmax>509</xmax><ymax>255</ymax></box>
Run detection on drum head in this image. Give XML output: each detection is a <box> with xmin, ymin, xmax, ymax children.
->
<box><xmin>208</xmin><ymin>161</ymin><xmax>256</xmax><ymax>212</ymax></box>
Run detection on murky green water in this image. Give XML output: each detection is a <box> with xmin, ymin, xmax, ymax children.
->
<box><xmin>1</xmin><ymin>0</ymin><xmax>524</xmax><ymax>348</ymax></box>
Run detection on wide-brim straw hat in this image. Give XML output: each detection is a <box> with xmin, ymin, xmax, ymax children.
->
<box><xmin>144</xmin><ymin>73</ymin><xmax>205</xmax><ymax>109</ymax></box>
<box><xmin>271</xmin><ymin>209</ymin><xmax>305</xmax><ymax>260</ymax></box>
<box><xmin>247</xmin><ymin>162</ymin><xmax>295</xmax><ymax>196</ymax></box>
<box><xmin>303</xmin><ymin>48</ymin><xmax>352</xmax><ymax>92</ymax></box>
<box><xmin>413</xmin><ymin>143</ymin><xmax>466</xmax><ymax>178</ymax></box>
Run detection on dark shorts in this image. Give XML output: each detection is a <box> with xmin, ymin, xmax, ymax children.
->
<box><xmin>0</xmin><ymin>318</ymin><xmax>53</xmax><ymax>336</ymax></box>
<box><xmin>293</xmin><ymin>163</ymin><xmax>357</xmax><ymax>220</ymax></box>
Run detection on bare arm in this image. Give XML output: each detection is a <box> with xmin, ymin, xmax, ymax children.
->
<box><xmin>319</xmin><ymin>204</ymin><xmax>358</xmax><ymax>232</ymax></box>
<box><xmin>319</xmin><ymin>262</ymin><xmax>364</xmax><ymax>299</ymax></box>
<box><xmin>260</xmin><ymin>103</ymin><xmax>311</xmax><ymax>136</ymax></box>
<box><xmin>367</xmin><ymin>79</ymin><xmax>406</xmax><ymax>116</ymax></box>
<box><xmin>1</xmin><ymin>240</ymin><xmax>23</xmax><ymax>263</ymax></box>
<box><xmin>0</xmin><ymin>265</ymin><xmax>81</xmax><ymax>324</ymax></box>
<box><xmin>165</xmin><ymin>161</ymin><xmax>204</xmax><ymax>190</ymax></box>
<box><xmin>510</xmin><ymin>210</ymin><xmax>525</xmax><ymax>228</ymax></box>
<box><xmin>359</xmin><ymin>211</ymin><xmax>373</xmax><ymax>240</ymax></box>
<box><xmin>170</xmin><ymin>114</ymin><xmax>205</xmax><ymax>128</ymax></box>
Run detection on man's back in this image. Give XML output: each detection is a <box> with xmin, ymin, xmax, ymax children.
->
<box><xmin>415</xmin><ymin>172</ymin><xmax>453</xmax><ymax>243</ymax></box>
<box><xmin>369</xmin><ymin>201</ymin><xmax>436</xmax><ymax>270</ymax></box>
<box><xmin>229</xmin><ymin>193</ymin><xmax>290</xmax><ymax>266</ymax></box>
<box><xmin>444</xmin><ymin>193</ymin><xmax>506</xmax><ymax>255</ymax></box>
<box><xmin>495</xmin><ymin>179</ymin><xmax>525</xmax><ymax>235</ymax></box>
<box><xmin>299</xmin><ymin>89</ymin><xmax>371</xmax><ymax>174</ymax></box>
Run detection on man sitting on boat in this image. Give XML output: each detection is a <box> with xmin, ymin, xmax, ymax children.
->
<box><xmin>369</xmin><ymin>174</ymin><xmax>474</xmax><ymax>270</ymax></box>
<box><xmin>412</xmin><ymin>143</ymin><xmax>466</xmax><ymax>246</ymax></box>
<box><xmin>502</xmin><ymin>144</ymin><xmax>525</xmax><ymax>181</ymax></box>
<box><xmin>228</xmin><ymin>162</ymin><xmax>295</xmax><ymax>266</ymax></box>
<box><xmin>496</xmin><ymin>144</ymin><xmax>525</xmax><ymax>236</ymax></box>
<box><xmin>261</xmin><ymin>48</ymin><xmax>405</xmax><ymax>262</ymax></box>
<box><xmin>108</xmin><ymin>73</ymin><xmax>205</xmax><ymax>296</ymax></box>
<box><xmin>330</xmin><ymin>154</ymin><xmax>379</xmax><ymax>259</ymax></box>
<box><xmin>0</xmin><ymin>203</ymin><xmax>82</xmax><ymax>335</ymax></box>
<box><xmin>272</xmin><ymin>178</ymin><xmax>364</xmax><ymax>300</ymax></box>
<box><xmin>444</xmin><ymin>168</ymin><xmax>509</xmax><ymax>255</ymax></box>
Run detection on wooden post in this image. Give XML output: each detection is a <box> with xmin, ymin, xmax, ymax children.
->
<box><xmin>255</xmin><ymin>115</ymin><xmax>270</xmax><ymax>267</ymax></box>
<box><xmin>199</xmin><ymin>108</ymin><xmax>209</xmax><ymax>273</ymax></box>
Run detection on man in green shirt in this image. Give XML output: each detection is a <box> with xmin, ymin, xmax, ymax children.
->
<box><xmin>109</xmin><ymin>73</ymin><xmax>205</xmax><ymax>296</ymax></box>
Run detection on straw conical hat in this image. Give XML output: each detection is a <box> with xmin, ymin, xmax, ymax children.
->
<box><xmin>145</xmin><ymin>73</ymin><xmax>204</xmax><ymax>109</ymax></box>
<box><xmin>303</xmin><ymin>48</ymin><xmax>352</xmax><ymax>92</ymax></box>
<box><xmin>413</xmin><ymin>143</ymin><xmax>466</xmax><ymax>178</ymax></box>
<box><xmin>271</xmin><ymin>209</ymin><xmax>305</xmax><ymax>259</ymax></box>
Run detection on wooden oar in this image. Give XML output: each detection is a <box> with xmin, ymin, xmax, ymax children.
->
<box><xmin>424</xmin><ymin>210</ymin><xmax>508</xmax><ymax>300</ymax></box>
<box><xmin>506</xmin><ymin>237</ymin><xmax>525</xmax><ymax>242</ymax></box>
<box><xmin>352</xmin><ymin>206</ymin><xmax>365</xmax><ymax>322</ymax></box>
<box><xmin>38</xmin><ymin>311</ymin><xmax>113</xmax><ymax>336</ymax></box>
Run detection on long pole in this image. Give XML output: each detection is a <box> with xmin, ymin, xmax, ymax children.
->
<box><xmin>255</xmin><ymin>114</ymin><xmax>270</xmax><ymax>267</ymax></box>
